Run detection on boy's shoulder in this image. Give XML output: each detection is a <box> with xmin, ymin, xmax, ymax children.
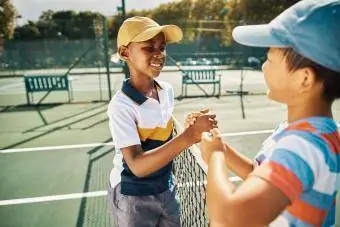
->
<box><xmin>108</xmin><ymin>90</ymin><xmax>133</xmax><ymax>111</ymax></box>
<box><xmin>281</xmin><ymin>117</ymin><xmax>337</xmax><ymax>136</ymax></box>
<box><xmin>275</xmin><ymin>117</ymin><xmax>339</xmax><ymax>155</ymax></box>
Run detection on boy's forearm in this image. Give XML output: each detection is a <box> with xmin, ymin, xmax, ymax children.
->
<box><xmin>224</xmin><ymin>144</ymin><xmax>254</xmax><ymax>180</ymax></box>
<box><xmin>131</xmin><ymin>131</ymin><xmax>193</xmax><ymax>177</ymax></box>
<box><xmin>207</xmin><ymin>152</ymin><xmax>236</xmax><ymax>224</ymax></box>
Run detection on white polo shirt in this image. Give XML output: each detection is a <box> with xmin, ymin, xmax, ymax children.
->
<box><xmin>107</xmin><ymin>79</ymin><xmax>175</xmax><ymax>195</ymax></box>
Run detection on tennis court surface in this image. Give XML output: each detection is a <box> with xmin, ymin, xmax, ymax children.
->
<box><xmin>1</xmin><ymin>76</ymin><xmax>340</xmax><ymax>226</ymax></box>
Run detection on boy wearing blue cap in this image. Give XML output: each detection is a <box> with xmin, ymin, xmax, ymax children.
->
<box><xmin>196</xmin><ymin>0</ymin><xmax>340</xmax><ymax>226</ymax></box>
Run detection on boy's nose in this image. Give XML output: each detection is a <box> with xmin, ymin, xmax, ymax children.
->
<box><xmin>153</xmin><ymin>51</ymin><xmax>165</xmax><ymax>59</ymax></box>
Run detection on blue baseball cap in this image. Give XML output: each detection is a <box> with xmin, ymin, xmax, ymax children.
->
<box><xmin>232</xmin><ymin>0</ymin><xmax>340</xmax><ymax>73</ymax></box>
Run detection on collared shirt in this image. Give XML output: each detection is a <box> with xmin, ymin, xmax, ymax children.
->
<box><xmin>252</xmin><ymin>117</ymin><xmax>339</xmax><ymax>227</ymax></box>
<box><xmin>107</xmin><ymin>79</ymin><xmax>175</xmax><ymax>196</ymax></box>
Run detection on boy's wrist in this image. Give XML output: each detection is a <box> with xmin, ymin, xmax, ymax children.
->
<box><xmin>181</xmin><ymin>128</ymin><xmax>196</xmax><ymax>145</ymax></box>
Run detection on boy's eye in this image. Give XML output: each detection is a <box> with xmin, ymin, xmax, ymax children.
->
<box><xmin>160</xmin><ymin>46</ymin><xmax>166</xmax><ymax>52</ymax></box>
<box><xmin>144</xmin><ymin>47</ymin><xmax>154</xmax><ymax>52</ymax></box>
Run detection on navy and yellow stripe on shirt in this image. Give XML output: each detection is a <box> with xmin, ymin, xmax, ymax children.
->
<box><xmin>138</xmin><ymin>118</ymin><xmax>174</xmax><ymax>142</ymax></box>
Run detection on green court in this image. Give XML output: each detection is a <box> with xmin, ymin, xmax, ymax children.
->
<box><xmin>1</xmin><ymin>70</ymin><xmax>340</xmax><ymax>227</ymax></box>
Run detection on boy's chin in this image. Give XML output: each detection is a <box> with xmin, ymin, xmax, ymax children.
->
<box><xmin>267</xmin><ymin>91</ymin><xmax>286</xmax><ymax>104</ymax></box>
<box><xmin>149</xmin><ymin>71</ymin><xmax>162</xmax><ymax>78</ymax></box>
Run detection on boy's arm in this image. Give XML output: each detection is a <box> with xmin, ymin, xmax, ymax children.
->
<box><xmin>205</xmin><ymin>133</ymin><xmax>319</xmax><ymax>226</ymax></box>
<box><xmin>121</xmin><ymin>132</ymin><xmax>192</xmax><ymax>177</ymax></box>
<box><xmin>186</xmin><ymin>110</ymin><xmax>253</xmax><ymax>179</ymax></box>
<box><xmin>122</xmin><ymin>115</ymin><xmax>216</xmax><ymax>177</ymax></box>
<box><xmin>223</xmin><ymin>143</ymin><xmax>254</xmax><ymax>180</ymax></box>
<box><xmin>207</xmin><ymin>152</ymin><xmax>290</xmax><ymax>227</ymax></box>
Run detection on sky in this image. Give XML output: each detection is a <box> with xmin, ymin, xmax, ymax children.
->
<box><xmin>12</xmin><ymin>0</ymin><xmax>175</xmax><ymax>25</ymax></box>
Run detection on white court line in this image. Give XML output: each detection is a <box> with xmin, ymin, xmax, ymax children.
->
<box><xmin>0</xmin><ymin>82</ymin><xmax>22</xmax><ymax>91</ymax></box>
<box><xmin>0</xmin><ymin>177</ymin><xmax>243</xmax><ymax>206</ymax></box>
<box><xmin>221</xmin><ymin>129</ymin><xmax>274</xmax><ymax>137</ymax></box>
<box><xmin>0</xmin><ymin>191</ymin><xmax>107</xmax><ymax>206</ymax></box>
<box><xmin>1</xmin><ymin>124</ymin><xmax>339</xmax><ymax>154</ymax></box>
<box><xmin>0</xmin><ymin>142</ymin><xmax>114</xmax><ymax>154</ymax></box>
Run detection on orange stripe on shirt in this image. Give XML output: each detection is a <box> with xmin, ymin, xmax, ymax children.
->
<box><xmin>287</xmin><ymin>198</ymin><xmax>327</xmax><ymax>226</ymax></box>
<box><xmin>286</xmin><ymin>121</ymin><xmax>317</xmax><ymax>133</ymax></box>
<box><xmin>320</xmin><ymin>131</ymin><xmax>340</xmax><ymax>154</ymax></box>
<box><xmin>251</xmin><ymin>161</ymin><xmax>303</xmax><ymax>201</ymax></box>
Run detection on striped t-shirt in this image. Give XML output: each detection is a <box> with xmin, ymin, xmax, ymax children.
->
<box><xmin>251</xmin><ymin>117</ymin><xmax>339</xmax><ymax>226</ymax></box>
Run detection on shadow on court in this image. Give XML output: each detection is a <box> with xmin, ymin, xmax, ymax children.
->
<box><xmin>76</xmin><ymin>138</ymin><xmax>115</xmax><ymax>227</ymax></box>
<box><xmin>1</xmin><ymin>103</ymin><xmax>109</xmax><ymax>150</ymax></box>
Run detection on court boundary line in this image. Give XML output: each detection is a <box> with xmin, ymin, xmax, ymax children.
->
<box><xmin>1</xmin><ymin>124</ymin><xmax>339</xmax><ymax>154</ymax></box>
<box><xmin>0</xmin><ymin>191</ymin><xmax>107</xmax><ymax>206</ymax></box>
<box><xmin>0</xmin><ymin>176</ymin><xmax>242</xmax><ymax>206</ymax></box>
<box><xmin>0</xmin><ymin>142</ymin><xmax>115</xmax><ymax>154</ymax></box>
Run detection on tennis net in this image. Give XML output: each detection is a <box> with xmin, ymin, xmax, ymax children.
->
<box><xmin>172</xmin><ymin>117</ymin><xmax>209</xmax><ymax>227</ymax></box>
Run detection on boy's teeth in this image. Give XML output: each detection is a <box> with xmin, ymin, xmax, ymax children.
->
<box><xmin>151</xmin><ymin>63</ymin><xmax>161</xmax><ymax>67</ymax></box>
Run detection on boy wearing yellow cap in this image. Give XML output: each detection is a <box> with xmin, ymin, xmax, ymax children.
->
<box><xmin>107</xmin><ymin>16</ymin><xmax>216</xmax><ymax>226</ymax></box>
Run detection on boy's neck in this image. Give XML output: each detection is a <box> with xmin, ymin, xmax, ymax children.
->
<box><xmin>287</xmin><ymin>99</ymin><xmax>333</xmax><ymax>123</ymax></box>
<box><xmin>129</xmin><ymin>74</ymin><xmax>155</xmax><ymax>96</ymax></box>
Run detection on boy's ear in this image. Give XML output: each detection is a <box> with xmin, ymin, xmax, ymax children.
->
<box><xmin>295</xmin><ymin>67</ymin><xmax>318</xmax><ymax>93</ymax></box>
<box><xmin>118</xmin><ymin>46</ymin><xmax>129</xmax><ymax>62</ymax></box>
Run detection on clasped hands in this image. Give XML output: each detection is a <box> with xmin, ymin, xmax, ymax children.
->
<box><xmin>184</xmin><ymin>109</ymin><xmax>226</xmax><ymax>164</ymax></box>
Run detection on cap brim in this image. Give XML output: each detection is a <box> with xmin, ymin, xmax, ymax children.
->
<box><xmin>232</xmin><ymin>24</ymin><xmax>287</xmax><ymax>47</ymax></box>
<box><xmin>131</xmin><ymin>25</ymin><xmax>183</xmax><ymax>44</ymax></box>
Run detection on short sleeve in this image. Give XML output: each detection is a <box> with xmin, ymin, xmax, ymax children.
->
<box><xmin>250</xmin><ymin>134</ymin><xmax>319</xmax><ymax>202</ymax></box>
<box><xmin>108</xmin><ymin>103</ymin><xmax>141</xmax><ymax>149</ymax></box>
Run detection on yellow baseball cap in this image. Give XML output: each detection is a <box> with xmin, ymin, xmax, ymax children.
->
<box><xmin>117</xmin><ymin>16</ymin><xmax>183</xmax><ymax>48</ymax></box>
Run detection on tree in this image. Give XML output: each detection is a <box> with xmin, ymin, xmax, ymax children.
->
<box><xmin>14</xmin><ymin>10</ymin><xmax>104</xmax><ymax>40</ymax></box>
<box><xmin>13</xmin><ymin>21</ymin><xmax>41</xmax><ymax>40</ymax></box>
<box><xmin>0</xmin><ymin>0</ymin><xmax>17</xmax><ymax>39</ymax></box>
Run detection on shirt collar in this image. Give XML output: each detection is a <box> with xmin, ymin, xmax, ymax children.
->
<box><xmin>121</xmin><ymin>79</ymin><xmax>163</xmax><ymax>105</ymax></box>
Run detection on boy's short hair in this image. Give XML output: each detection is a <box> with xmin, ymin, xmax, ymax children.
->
<box><xmin>282</xmin><ymin>48</ymin><xmax>340</xmax><ymax>102</ymax></box>
<box><xmin>232</xmin><ymin>0</ymin><xmax>340</xmax><ymax>74</ymax></box>
<box><xmin>117</xmin><ymin>16</ymin><xmax>183</xmax><ymax>49</ymax></box>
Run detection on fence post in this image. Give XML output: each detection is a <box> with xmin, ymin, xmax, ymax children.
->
<box><xmin>102</xmin><ymin>16</ymin><xmax>112</xmax><ymax>100</ymax></box>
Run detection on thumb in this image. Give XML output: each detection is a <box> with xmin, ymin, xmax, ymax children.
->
<box><xmin>200</xmin><ymin>108</ymin><xmax>210</xmax><ymax>114</ymax></box>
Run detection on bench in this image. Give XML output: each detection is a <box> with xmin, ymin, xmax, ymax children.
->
<box><xmin>24</xmin><ymin>74</ymin><xmax>73</xmax><ymax>105</ymax></box>
<box><xmin>181</xmin><ymin>69</ymin><xmax>221</xmax><ymax>98</ymax></box>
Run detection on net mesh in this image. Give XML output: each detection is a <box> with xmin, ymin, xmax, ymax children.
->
<box><xmin>172</xmin><ymin>118</ymin><xmax>209</xmax><ymax>227</ymax></box>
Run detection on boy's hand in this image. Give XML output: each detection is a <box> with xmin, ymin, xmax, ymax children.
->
<box><xmin>184</xmin><ymin>113</ymin><xmax>217</xmax><ymax>144</ymax></box>
<box><xmin>184</xmin><ymin>108</ymin><xmax>210</xmax><ymax>128</ymax></box>
<box><xmin>184</xmin><ymin>108</ymin><xmax>209</xmax><ymax>129</ymax></box>
<box><xmin>200</xmin><ymin>128</ymin><xmax>226</xmax><ymax>164</ymax></box>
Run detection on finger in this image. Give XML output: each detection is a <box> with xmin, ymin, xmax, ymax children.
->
<box><xmin>211</xmin><ymin>128</ymin><xmax>221</xmax><ymax>138</ymax></box>
<box><xmin>191</xmin><ymin>112</ymin><xmax>202</xmax><ymax>118</ymax></box>
<box><xmin>206</xmin><ymin>114</ymin><xmax>216</xmax><ymax>119</ymax></box>
<box><xmin>208</xmin><ymin>118</ymin><xmax>216</xmax><ymax>124</ymax></box>
<box><xmin>200</xmin><ymin>108</ymin><xmax>210</xmax><ymax>114</ymax></box>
